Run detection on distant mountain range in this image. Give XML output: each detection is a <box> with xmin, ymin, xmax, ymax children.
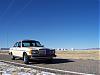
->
<box><xmin>0</xmin><ymin>48</ymin><xmax>10</xmax><ymax>50</ymax></box>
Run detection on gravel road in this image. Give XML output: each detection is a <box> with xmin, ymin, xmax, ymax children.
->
<box><xmin>0</xmin><ymin>54</ymin><xmax>99</xmax><ymax>75</ymax></box>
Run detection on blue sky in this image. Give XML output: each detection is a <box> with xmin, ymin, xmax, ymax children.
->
<box><xmin>0</xmin><ymin>0</ymin><xmax>99</xmax><ymax>49</ymax></box>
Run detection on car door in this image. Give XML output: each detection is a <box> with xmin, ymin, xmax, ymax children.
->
<box><xmin>15</xmin><ymin>42</ymin><xmax>23</xmax><ymax>57</ymax></box>
<box><xmin>11</xmin><ymin>42</ymin><xmax>19</xmax><ymax>56</ymax></box>
<box><xmin>16</xmin><ymin>41</ymin><xmax>31</xmax><ymax>57</ymax></box>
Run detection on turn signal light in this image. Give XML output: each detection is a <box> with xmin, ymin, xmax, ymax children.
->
<box><xmin>29</xmin><ymin>50</ymin><xmax>32</xmax><ymax>54</ymax></box>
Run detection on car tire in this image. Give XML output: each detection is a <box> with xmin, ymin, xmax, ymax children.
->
<box><xmin>11</xmin><ymin>55</ymin><xmax>15</xmax><ymax>60</ymax></box>
<box><xmin>10</xmin><ymin>53</ymin><xmax>15</xmax><ymax>60</ymax></box>
<box><xmin>23</xmin><ymin>53</ymin><xmax>29</xmax><ymax>64</ymax></box>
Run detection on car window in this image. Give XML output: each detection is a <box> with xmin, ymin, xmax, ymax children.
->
<box><xmin>13</xmin><ymin>42</ymin><xmax>18</xmax><ymax>47</ymax></box>
<box><xmin>13</xmin><ymin>42</ymin><xmax>21</xmax><ymax>47</ymax></box>
<box><xmin>22</xmin><ymin>41</ymin><xmax>42</xmax><ymax>47</ymax></box>
<box><xmin>22</xmin><ymin>42</ymin><xmax>30</xmax><ymax>47</ymax></box>
<box><xmin>18</xmin><ymin>42</ymin><xmax>21</xmax><ymax>47</ymax></box>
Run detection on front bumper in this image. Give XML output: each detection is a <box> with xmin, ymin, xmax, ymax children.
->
<box><xmin>29</xmin><ymin>54</ymin><xmax>56</xmax><ymax>59</ymax></box>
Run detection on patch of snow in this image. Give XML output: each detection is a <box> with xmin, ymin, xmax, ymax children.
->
<box><xmin>0</xmin><ymin>62</ymin><xmax>57</xmax><ymax>75</ymax></box>
<box><xmin>18</xmin><ymin>72</ymin><xmax>31</xmax><ymax>75</ymax></box>
<box><xmin>37</xmin><ymin>71</ymin><xmax>56</xmax><ymax>75</ymax></box>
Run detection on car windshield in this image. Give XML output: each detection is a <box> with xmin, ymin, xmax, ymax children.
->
<box><xmin>22</xmin><ymin>40</ymin><xmax>43</xmax><ymax>47</ymax></box>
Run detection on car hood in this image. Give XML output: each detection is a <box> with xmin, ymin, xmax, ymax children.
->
<box><xmin>29</xmin><ymin>47</ymin><xmax>52</xmax><ymax>50</ymax></box>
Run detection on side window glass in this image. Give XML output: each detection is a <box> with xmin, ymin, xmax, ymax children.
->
<box><xmin>22</xmin><ymin>42</ymin><xmax>30</xmax><ymax>47</ymax></box>
<box><xmin>32</xmin><ymin>43</ymin><xmax>35</xmax><ymax>47</ymax></box>
<box><xmin>18</xmin><ymin>42</ymin><xmax>21</xmax><ymax>47</ymax></box>
<box><xmin>13</xmin><ymin>42</ymin><xmax>18</xmax><ymax>47</ymax></box>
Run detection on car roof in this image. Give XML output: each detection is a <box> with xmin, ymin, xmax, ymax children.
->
<box><xmin>16</xmin><ymin>40</ymin><xmax>38</xmax><ymax>43</ymax></box>
<box><xmin>22</xmin><ymin>39</ymin><xmax>37</xmax><ymax>42</ymax></box>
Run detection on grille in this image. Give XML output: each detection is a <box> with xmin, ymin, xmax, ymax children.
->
<box><xmin>46</xmin><ymin>50</ymin><xmax>50</xmax><ymax>55</ymax></box>
<box><xmin>39</xmin><ymin>49</ymin><xmax>46</xmax><ymax>55</ymax></box>
<box><xmin>39</xmin><ymin>49</ymin><xmax>50</xmax><ymax>55</ymax></box>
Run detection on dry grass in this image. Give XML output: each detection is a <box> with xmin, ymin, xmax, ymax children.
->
<box><xmin>56</xmin><ymin>50</ymin><xmax>100</xmax><ymax>60</ymax></box>
<box><xmin>0</xmin><ymin>50</ymin><xmax>9</xmax><ymax>53</ymax></box>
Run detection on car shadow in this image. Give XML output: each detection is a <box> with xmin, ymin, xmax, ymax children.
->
<box><xmin>29</xmin><ymin>58</ymin><xmax>75</xmax><ymax>64</ymax></box>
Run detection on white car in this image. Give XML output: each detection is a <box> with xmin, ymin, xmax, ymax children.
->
<box><xmin>9</xmin><ymin>40</ymin><xmax>56</xmax><ymax>64</ymax></box>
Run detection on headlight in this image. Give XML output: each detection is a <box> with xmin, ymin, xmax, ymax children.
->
<box><xmin>32</xmin><ymin>50</ymin><xmax>39</xmax><ymax>54</ymax></box>
<box><xmin>51</xmin><ymin>50</ymin><xmax>55</xmax><ymax>54</ymax></box>
<box><xmin>29</xmin><ymin>50</ymin><xmax>39</xmax><ymax>54</ymax></box>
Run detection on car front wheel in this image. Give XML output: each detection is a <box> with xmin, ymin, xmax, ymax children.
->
<box><xmin>23</xmin><ymin>53</ymin><xmax>29</xmax><ymax>64</ymax></box>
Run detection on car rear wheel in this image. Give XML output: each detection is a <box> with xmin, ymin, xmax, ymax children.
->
<box><xmin>23</xmin><ymin>53</ymin><xmax>29</xmax><ymax>64</ymax></box>
<box><xmin>10</xmin><ymin>53</ymin><xmax>15</xmax><ymax>60</ymax></box>
<box><xmin>11</xmin><ymin>55</ymin><xmax>15</xmax><ymax>60</ymax></box>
